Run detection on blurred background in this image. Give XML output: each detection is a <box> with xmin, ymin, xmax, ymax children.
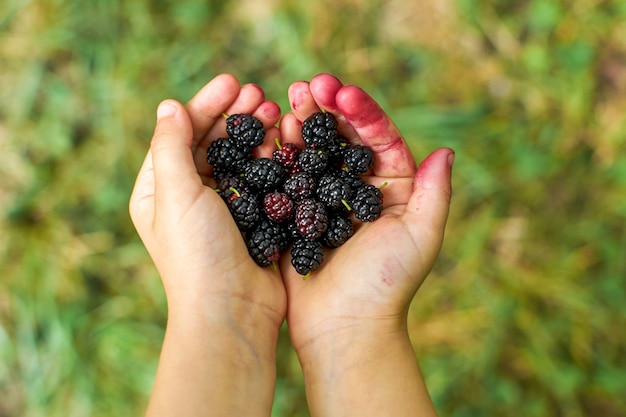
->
<box><xmin>1</xmin><ymin>0</ymin><xmax>625</xmax><ymax>416</ymax></box>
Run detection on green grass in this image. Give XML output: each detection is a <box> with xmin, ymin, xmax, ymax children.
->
<box><xmin>1</xmin><ymin>0</ymin><xmax>625</xmax><ymax>416</ymax></box>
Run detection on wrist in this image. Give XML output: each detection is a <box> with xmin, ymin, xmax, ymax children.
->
<box><xmin>146</xmin><ymin>296</ymin><xmax>282</xmax><ymax>417</ymax></box>
<box><xmin>292</xmin><ymin>319</ymin><xmax>438</xmax><ymax>417</ymax></box>
<box><xmin>167</xmin><ymin>292</ymin><xmax>283</xmax><ymax>361</ymax></box>
<box><xmin>292</xmin><ymin>315</ymin><xmax>408</xmax><ymax>369</ymax></box>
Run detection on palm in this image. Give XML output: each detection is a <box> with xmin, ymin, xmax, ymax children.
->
<box><xmin>278</xmin><ymin>74</ymin><xmax>449</xmax><ymax>349</ymax></box>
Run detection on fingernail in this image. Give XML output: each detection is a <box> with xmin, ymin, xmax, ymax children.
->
<box><xmin>447</xmin><ymin>151</ymin><xmax>455</xmax><ymax>167</ymax></box>
<box><xmin>157</xmin><ymin>101</ymin><xmax>177</xmax><ymax>121</ymax></box>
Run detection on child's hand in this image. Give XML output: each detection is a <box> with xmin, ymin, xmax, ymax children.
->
<box><xmin>129</xmin><ymin>74</ymin><xmax>286</xmax><ymax>324</ymax></box>
<box><xmin>129</xmin><ymin>74</ymin><xmax>286</xmax><ymax>416</ymax></box>
<box><xmin>278</xmin><ymin>73</ymin><xmax>452</xmax><ymax>416</ymax></box>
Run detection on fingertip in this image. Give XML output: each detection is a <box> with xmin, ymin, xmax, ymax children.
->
<box><xmin>254</xmin><ymin>101</ymin><xmax>282</xmax><ymax>127</ymax></box>
<box><xmin>309</xmin><ymin>73</ymin><xmax>343</xmax><ymax>111</ymax></box>
<box><xmin>414</xmin><ymin>147</ymin><xmax>455</xmax><ymax>192</ymax></box>
<box><xmin>288</xmin><ymin>81</ymin><xmax>317</xmax><ymax>116</ymax></box>
<box><xmin>156</xmin><ymin>100</ymin><xmax>179</xmax><ymax>121</ymax></box>
<box><xmin>335</xmin><ymin>85</ymin><xmax>381</xmax><ymax>123</ymax></box>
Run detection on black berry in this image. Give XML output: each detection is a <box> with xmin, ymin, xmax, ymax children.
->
<box><xmin>343</xmin><ymin>144</ymin><xmax>374</xmax><ymax>174</ymax></box>
<box><xmin>226</xmin><ymin>114</ymin><xmax>266</xmax><ymax>148</ymax></box>
<box><xmin>298</xmin><ymin>148</ymin><xmax>329</xmax><ymax>176</ymax></box>
<box><xmin>295</xmin><ymin>199</ymin><xmax>328</xmax><ymax>240</ymax></box>
<box><xmin>291</xmin><ymin>239</ymin><xmax>324</xmax><ymax>276</ymax></box>
<box><xmin>243</xmin><ymin>158</ymin><xmax>286</xmax><ymax>194</ymax></box>
<box><xmin>301</xmin><ymin>111</ymin><xmax>338</xmax><ymax>149</ymax></box>
<box><xmin>263</xmin><ymin>192</ymin><xmax>295</xmax><ymax>223</ymax></box>
<box><xmin>225</xmin><ymin>191</ymin><xmax>261</xmax><ymax>231</ymax></box>
<box><xmin>246</xmin><ymin>219</ymin><xmax>286</xmax><ymax>266</ymax></box>
<box><xmin>207</xmin><ymin>137</ymin><xmax>252</xmax><ymax>174</ymax></box>
<box><xmin>322</xmin><ymin>215</ymin><xmax>354</xmax><ymax>248</ymax></box>
<box><xmin>283</xmin><ymin>171</ymin><xmax>316</xmax><ymax>202</ymax></box>
<box><xmin>273</xmin><ymin>140</ymin><xmax>301</xmax><ymax>171</ymax></box>
<box><xmin>351</xmin><ymin>184</ymin><xmax>383</xmax><ymax>222</ymax></box>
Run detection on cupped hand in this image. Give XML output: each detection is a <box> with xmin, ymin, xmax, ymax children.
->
<box><xmin>129</xmin><ymin>74</ymin><xmax>286</xmax><ymax>326</ymax></box>
<box><xmin>279</xmin><ymin>73</ymin><xmax>454</xmax><ymax>352</ymax></box>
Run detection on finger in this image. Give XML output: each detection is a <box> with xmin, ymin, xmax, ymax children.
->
<box><xmin>402</xmin><ymin>147</ymin><xmax>454</xmax><ymax>264</ymax></box>
<box><xmin>308</xmin><ymin>73</ymin><xmax>359</xmax><ymax>142</ymax></box>
<box><xmin>335</xmin><ymin>85</ymin><xmax>416</xmax><ymax>178</ymax></box>
<box><xmin>249</xmin><ymin>100</ymin><xmax>282</xmax><ymax>159</ymax></box>
<box><xmin>150</xmin><ymin>100</ymin><xmax>200</xmax><ymax>212</ymax></box>
<box><xmin>287</xmin><ymin>81</ymin><xmax>320</xmax><ymax>121</ymax></box>
<box><xmin>186</xmin><ymin>73</ymin><xmax>241</xmax><ymax>144</ymax></box>
<box><xmin>278</xmin><ymin>113</ymin><xmax>305</xmax><ymax>148</ymax></box>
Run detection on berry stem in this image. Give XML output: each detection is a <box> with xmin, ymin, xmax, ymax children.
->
<box><xmin>229</xmin><ymin>187</ymin><xmax>241</xmax><ymax>198</ymax></box>
<box><xmin>222</xmin><ymin>112</ymin><xmax>229</xmax><ymax>118</ymax></box>
<box><xmin>275</xmin><ymin>137</ymin><xmax>283</xmax><ymax>150</ymax></box>
<box><xmin>341</xmin><ymin>199</ymin><xmax>352</xmax><ymax>211</ymax></box>
<box><xmin>302</xmin><ymin>272</ymin><xmax>311</xmax><ymax>280</ymax></box>
<box><xmin>378</xmin><ymin>181</ymin><xmax>389</xmax><ymax>190</ymax></box>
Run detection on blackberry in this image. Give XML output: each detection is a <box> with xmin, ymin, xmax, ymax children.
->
<box><xmin>225</xmin><ymin>191</ymin><xmax>261</xmax><ymax>231</ymax></box>
<box><xmin>322</xmin><ymin>215</ymin><xmax>354</xmax><ymax>248</ymax></box>
<box><xmin>338</xmin><ymin>170</ymin><xmax>366</xmax><ymax>198</ymax></box>
<box><xmin>290</xmin><ymin>239</ymin><xmax>324</xmax><ymax>276</ymax></box>
<box><xmin>272</xmin><ymin>140</ymin><xmax>300</xmax><ymax>171</ymax></box>
<box><xmin>285</xmin><ymin>219</ymin><xmax>303</xmax><ymax>241</ymax></box>
<box><xmin>295</xmin><ymin>199</ymin><xmax>328</xmax><ymax>240</ymax></box>
<box><xmin>263</xmin><ymin>192</ymin><xmax>294</xmax><ymax>223</ymax></box>
<box><xmin>217</xmin><ymin>176</ymin><xmax>249</xmax><ymax>203</ymax></box>
<box><xmin>246</xmin><ymin>219</ymin><xmax>286</xmax><ymax>266</ymax></box>
<box><xmin>343</xmin><ymin>144</ymin><xmax>374</xmax><ymax>174</ymax></box>
<box><xmin>351</xmin><ymin>184</ymin><xmax>383</xmax><ymax>222</ymax></box>
<box><xmin>212</xmin><ymin>165</ymin><xmax>236</xmax><ymax>181</ymax></box>
<box><xmin>301</xmin><ymin>111</ymin><xmax>338</xmax><ymax>149</ymax></box>
<box><xmin>298</xmin><ymin>148</ymin><xmax>329</xmax><ymax>176</ymax></box>
<box><xmin>283</xmin><ymin>171</ymin><xmax>316</xmax><ymax>202</ymax></box>
<box><xmin>326</xmin><ymin>135</ymin><xmax>349</xmax><ymax>168</ymax></box>
<box><xmin>243</xmin><ymin>158</ymin><xmax>286</xmax><ymax>194</ymax></box>
<box><xmin>316</xmin><ymin>173</ymin><xmax>352</xmax><ymax>210</ymax></box>
<box><xmin>226</xmin><ymin>114</ymin><xmax>265</xmax><ymax>148</ymax></box>
<box><xmin>206</xmin><ymin>137</ymin><xmax>252</xmax><ymax>173</ymax></box>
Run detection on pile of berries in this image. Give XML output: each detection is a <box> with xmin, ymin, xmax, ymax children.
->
<box><xmin>207</xmin><ymin>112</ymin><xmax>383</xmax><ymax>277</ymax></box>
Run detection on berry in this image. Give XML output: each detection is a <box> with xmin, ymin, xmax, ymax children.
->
<box><xmin>225</xmin><ymin>191</ymin><xmax>261</xmax><ymax>231</ymax></box>
<box><xmin>343</xmin><ymin>144</ymin><xmax>374</xmax><ymax>174</ymax></box>
<box><xmin>326</xmin><ymin>135</ymin><xmax>349</xmax><ymax>168</ymax></box>
<box><xmin>263</xmin><ymin>192</ymin><xmax>294</xmax><ymax>223</ymax></box>
<box><xmin>243</xmin><ymin>158</ymin><xmax>286</xmax><ymax>194</ymax></box>
<box><xmin>338</xmin><ymin>170</ymin><xmax>366</xmax><ymax>198</ymax></box>
<box><xmin>217</xmin><ymin>177</ymin><xmax>250</xmax><ymax>202</ymax></box>
<box><xmin>351</xmin><ymin>184</ymin><xmax>383</xmax><ymax>222</ymax></box>
<box><xmin>298</xmin><ymin>148</ymin><xmax>329</xmax><ymax>176</ymax></box>
<box><xmin>301</xmin><ymin>111</ymin><xmax>338</xmax><ymax>149</ymax></box>
<box><xmin>295</xmin><ymin>199</ymin><xmax>328</xmax><ymax>240</ymax></box>
<box><xmin>322</xmin><ymin>215</ymin><xmax>354</xmax><ymax>248</ymax></box>
<box><xmin>203</xmin><ymin>111</ymin><xmax>382</xmax><ymax>275</ymax></box>
<box><xmin>226</xmin><ymin>114</ymin><xmax>266</xmax><ymax>148</ymax></box>
<box><xmin>283</xmin><ymin>171</ymin><xmax>316</xmax><ymax>201</ymax></box>
<box><xmin>246</xmin><ymin>219</ymin><xmax>286</xmax><ymax>266</ymax></box>
<box><xmin>316</xmin><ymin>173</ymin><xmax>352</xmax><ymax>210</ymax></box>
<box><xmin>272</xmin><ymin>140</ymin><xmax>301</xmax><ymax>170</ymax></box>
<box><xmin>206</xmin><ymin>137</ymin><xmax>252</xmax><ymax>174</ymax></box>
<box><xmin>291</xmin><ymin>239</ymin><xmax>324</xmax><ymax>276</ymax></box>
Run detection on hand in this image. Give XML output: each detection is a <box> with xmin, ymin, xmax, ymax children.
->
<box><xmin>278</xmin><ymin>73</ymin><xmax>453</xmax><ymax>417</ymax></box>
<box><xmin>129</xmin><ymin>73</ymin><xmax>286</xmax><ymax>324</ymax></box>
<box><xmin>129</xmin><ymin>74</ymin><xmax>286</xmax><ymax>416</ymax></box>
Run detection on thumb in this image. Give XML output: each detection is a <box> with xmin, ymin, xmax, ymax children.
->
<box><xmin>150</xmin><ymin>100</ymin><xmax>201</xmax><ymax>206</ymax></box>
<box><xmin>403</xmin><ymin>147</ymin><xmax>454</xmax><ymax>265</ymax></box>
